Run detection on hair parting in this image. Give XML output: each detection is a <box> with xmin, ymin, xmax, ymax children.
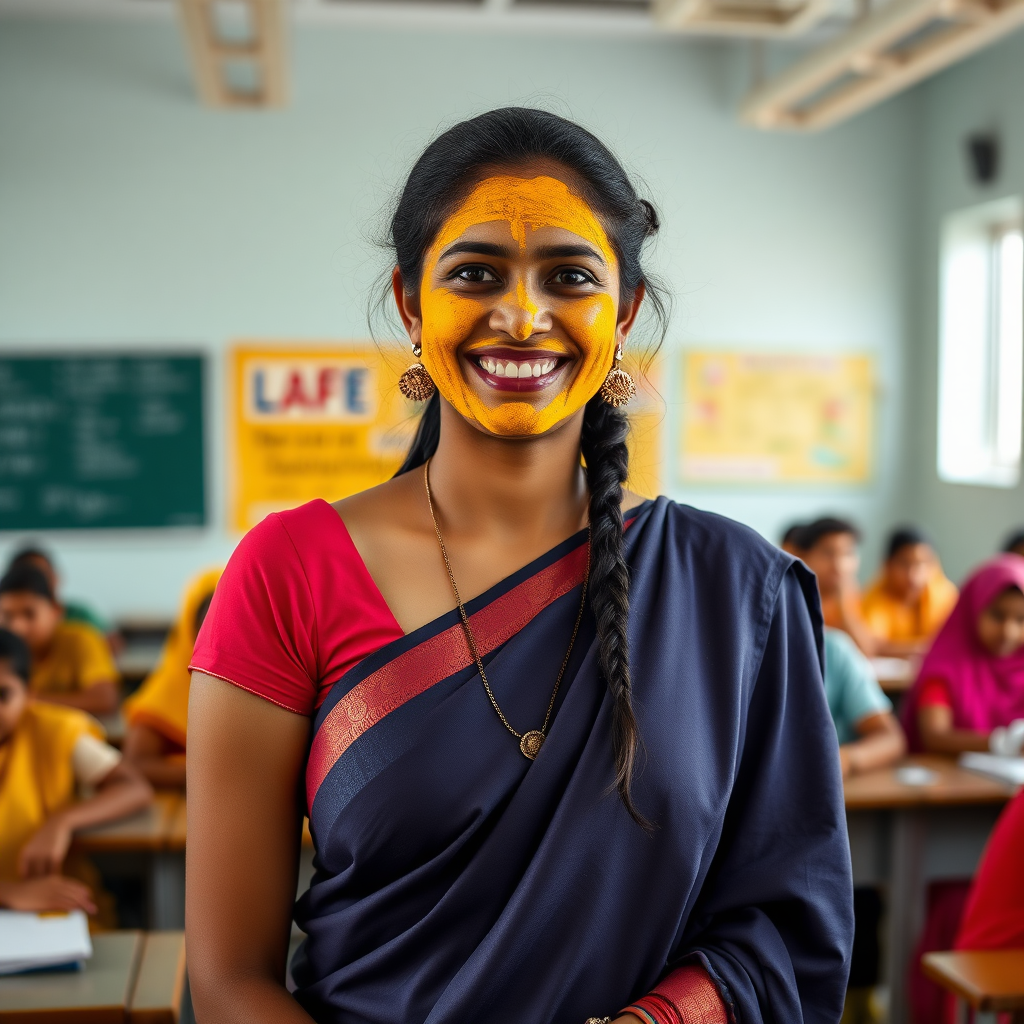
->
<box><xmin>381</xmin><ymin>107</ymin><xmax>668</xmax><ymax>827</ymax></box>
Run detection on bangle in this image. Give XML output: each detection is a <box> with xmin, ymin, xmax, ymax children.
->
<box><xmin>584</xmin><ymin>1018</ymin><xmax>612</xmax><ymax>1023</ymax></box>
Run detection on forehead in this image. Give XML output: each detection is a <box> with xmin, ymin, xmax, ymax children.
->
<box><xmin>0</xmin><ymin>591</ymin><xmax>48</xmax><ymax>609</ymax></box>
<box><xmin>894</xmin><ymin>543</ymin><xmax>931</xmax><ymax>561</ymax></box>
<box><xmin>433</xmin><ymin>174</ymin><xmax>613</xmax><ymax>256</ymax></box>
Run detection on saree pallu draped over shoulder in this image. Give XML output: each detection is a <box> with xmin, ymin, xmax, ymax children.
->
<box><xmin>294</xmin><ymin>498</ymin><xmax>853</xmax><ymax>1024</ymax></box>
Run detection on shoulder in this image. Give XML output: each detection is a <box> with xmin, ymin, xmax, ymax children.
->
<box><xmin>24</xmin><ymin>700</ymin><xmax>100</xmax><ymax>745</ymax></box>
<box><xmin>824</xmin><ymin>627</ymin><xmax>871</xmax><ymax>677</ymax></box>
<box><xmin>58</xmin><ymin>619</ymin><xmax>109</xmax><ymax>653</ymax></box>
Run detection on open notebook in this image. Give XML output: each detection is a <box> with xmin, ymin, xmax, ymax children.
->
<box><xmin>959</xmin><ymin>752</ymin><xmax>1024</xmax><ymax>787</ymax></box>
<box><xmin>0</xmin><ymin>910</ymin><xmax>92</xmax><ymax>975</ymax></box>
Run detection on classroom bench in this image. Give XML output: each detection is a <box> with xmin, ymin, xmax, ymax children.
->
<box><xmin>845</xmin><ymin>755</ymin><xmax>1019</xmax><ymax>1024</ymax></box>
<box><xmin>0</xmin><ymin>930</ymin><xmax>185</xmax><ymax>1024</ymax></box>
<box><xmin>921</xmin><ymin>949</ymin><xmax>1024</xmax><ymax>1023</ymax></box>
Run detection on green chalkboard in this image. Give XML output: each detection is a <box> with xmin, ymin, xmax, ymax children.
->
<box><xmin>0</xmin><ymin>352</ymin><xmax>205</xmax><ymax>530</ymax></box>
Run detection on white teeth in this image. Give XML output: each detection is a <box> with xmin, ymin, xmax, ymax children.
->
<box><xmin>494</xmin><ymin>362</ymin><xmax>505</xmax><ymax>376</ymax></box>
<box><xmin>505</xmin><ymin>361</ymin><xmax>519</xmax><ymax>377</ymax></box>
<box><xmin>479</xmin><ymin>356</ymin><xmax>560</xmax><ymax>379</ymax></box>
<box><xmin>532</xmin><ymin>363</ymin><xmax>542</xmax><ymax>377</ymax></box>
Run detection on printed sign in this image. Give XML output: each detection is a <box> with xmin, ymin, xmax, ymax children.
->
<box><xmin>230</xmin><ymin>345</ymin><xmax>416</xmax><ymax>531</ymax></box>
<box><xmin>680</xmin><ymin>351</ymin><xmax>874</xmax><ymax>483</ymax></box>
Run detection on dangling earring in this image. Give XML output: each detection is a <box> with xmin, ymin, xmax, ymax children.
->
<box><xmin>599</xmin><ymin>346</ymin><xmax>636</xmax><ymax>408</ymax></box>
<box><xmin>398</xmin><ymin>343</ymin><xmax>436</xmax><ymax>402</ymax></box>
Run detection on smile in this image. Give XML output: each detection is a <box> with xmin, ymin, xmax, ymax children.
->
<box><xmin>470</xmin><ymin>350</ymin><xmax>569</xmax><ymax>393</ymax></box>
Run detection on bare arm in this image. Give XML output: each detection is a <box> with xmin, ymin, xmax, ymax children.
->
<box><xmin>18</xmin><ymin>759</ymin><xmax>153</xmax><ymax>878</ymax></box>
<box><xmin>37</xmin><ymin>680</ymin><xmax>119</xmax><ymax>716</ymax></box>
<box><xmin>839</xmin><ymin>711</ymin><xmax>906</xmax><ymax>777</ymax></box>
<box><xmin>186</xmin><ymin>672</ymin><xmax>314</xmax><ymax>1024</ymax></box>
<box><xmin>123</xmin><ymin>722</ymin><xmax>187</xmax><ymax>789</ymax></box>
<box><xmin>918</xmin><ymin>704</ymin><xmax>990</xmax><ymax>754</ymax></box>
<box><xmin>873</xmin><ymin>637</ymin><xmax>927</xmax><ymax>658</ymax></box>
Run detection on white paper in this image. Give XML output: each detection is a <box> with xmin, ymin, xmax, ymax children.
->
<box><xmin>959</xmin><ymin>752</ymin><xmax>1024</xmax><ymax>786</ymax></box>
<box><xmin>0</xmin><ymin>909</ymin><xmax>92</xmax><ymax>975</ymax></box>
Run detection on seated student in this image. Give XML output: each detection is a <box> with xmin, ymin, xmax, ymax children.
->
<box><xmin>123</xmin><ymin>567</ymin><xmax>222</xmax><ymax>789</ymax></box>
<box><xmin>7</xmin><ymin>545</ymin><xmax>112</xmax><ymax>639</ymax></box>
<box><xmin>1002</xmin><ymin>528</ymin><xmax>1024</xmax><ymax>559</ymax></box>
<box><xmin>902</xmin><ymin>555</ymin><xmax>1024</xmax><ymax>755</ymax></box>
<box><xmin>0</xmin><ymin>629</ymin><xmax>151</xmax><ymax>914</ymax></box>
<box><xmin>0</xmin><ymin>565</ymin><xmax>119</xmax><ymax>717</ymax></box>
<box><xmin>799</xmin><ymin>516</ymin><xmax>882</xmax><ymax>657</ymax></box>
<box><xmin>860</xmin><ymin>527</ymin><xmax>958</xmax><ymax>657</ymax></box>
<box><xmin>779</xmin><ymin>521</ymin><xmax>805</xmax><ymax>557</ymax></box>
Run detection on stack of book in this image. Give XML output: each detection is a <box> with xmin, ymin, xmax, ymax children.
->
<box><xmin>0</xmin><ymin>910</ymin><xmax>92</xmax><ymax>975</ymax></box>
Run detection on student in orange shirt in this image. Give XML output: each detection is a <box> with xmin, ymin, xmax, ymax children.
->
<box><xmin>860</xmin><ymin>527</ymin><xmax>958</xmax><ymax>657</ymax></box>
<box><xmin>0</xmin><ymin>565</ymin><xmax>119</xmax><ymax>717</ymax></box>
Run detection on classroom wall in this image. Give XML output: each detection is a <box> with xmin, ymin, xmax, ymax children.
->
<box><xmin>0</xmin><ymin>17</ymin><xmax>918</xmax><ymax>619</ymax></box>
<box><xmin>908</xmin><ymin>30</ymin><xmax>1024</xmax><ymax>584</ymax></box>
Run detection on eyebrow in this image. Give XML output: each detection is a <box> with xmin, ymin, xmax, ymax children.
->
<box><xmin>437</xmin><ymin>240</ymin><xmax>608</xmax><ymax>265</ymax></box>
<box><xmin>534</xmin><ymin>243</ymin><xmax>607</xmax><ymax>264</ymax></box>
<box><xmin>438</xmin><ymin>241</ymin><xmax>514</xmax><ymax>261</ymax></box>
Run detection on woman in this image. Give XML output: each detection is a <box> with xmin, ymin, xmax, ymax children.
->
<box><xmin>860</xmin><ymin>527</ymin><xmax>957</xmax><ymax>657</ymax></box>
<box><xmin>186</xmin><ymin>108</ymin><xmax>852</xmax><ymax>1024</ymax></box>
<box><xmin>902</xmin><ymin>555</ymin><xmax>1024</xmax><ymax>754</ymax></box>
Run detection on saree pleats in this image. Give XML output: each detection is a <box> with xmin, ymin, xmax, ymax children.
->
<box><xmin>294</xmin><ymin>498</ymin><xmax>853</xmax><ymax>1024</ymax></box>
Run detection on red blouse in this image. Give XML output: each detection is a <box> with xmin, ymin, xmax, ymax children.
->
<box><xmin>190</xmin><ymin>500</ymin><xmax>404</xmax><ymax>715</ymax></box>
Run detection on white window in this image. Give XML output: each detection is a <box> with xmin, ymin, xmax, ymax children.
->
<box><xmin>938</xmin><ymin>197</ymin><xmax>1024</xmax><ymax>487</ymax></box>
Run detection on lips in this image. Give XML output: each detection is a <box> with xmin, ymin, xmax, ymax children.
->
<box><xmin>469</xmin><ymin>349</ymin><xmax>569</xmax><ymax>393</ymax></box>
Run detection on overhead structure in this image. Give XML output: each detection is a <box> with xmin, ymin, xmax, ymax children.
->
<box><xmin>178</xmin><ymin>0</ymin><xmax>288</xmax><ymax>107</ymax></box>
<box><xmin>655</xmin><ymin>0</ymin><xmax>829</xmax><ymax>36</ymax></box>
<box><xmin>743</xmin><ymin>0</ymin><xmax>1024</xmax><ymax>129</ymax></box>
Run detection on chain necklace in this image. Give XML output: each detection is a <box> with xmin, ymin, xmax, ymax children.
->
<box><xmin>423</xmin><ymin>460</ymin><xmax>591</xmax><ymax>760</ymax></box>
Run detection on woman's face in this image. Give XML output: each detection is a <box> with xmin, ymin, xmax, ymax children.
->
<box><xmin>407</xmin><ymin>172</ymin><xmax>639</xmax><ymax>438</ymax></box>
<box><xmin>977</xmin><ymin>586</ymin><xmax>1024</xmax><ymax>657</ymax></box>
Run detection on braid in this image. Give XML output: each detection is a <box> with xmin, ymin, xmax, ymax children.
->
<box><xmin>581</xmin><ymin>396</ymin><xmax>650</xmax><ymax>830</ymax></box>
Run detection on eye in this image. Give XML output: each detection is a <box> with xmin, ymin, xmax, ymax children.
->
<box><xmin>452</xmin><ymin>265</ymin><xmax>500</xmax><ymax>285</ymax></box>
<box><xmin>549</xmin><ymin>268</ymin><xmax>597</xmax><ymax>288</ymax></box>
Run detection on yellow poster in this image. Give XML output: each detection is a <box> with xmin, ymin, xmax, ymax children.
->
<box><xmin>230</xmin><ymin>344</ymin><xmax>417</xmax><ymax>532</ymax></box>
<box><xmin>680</xmin><ymin>351</ymin><xmax>873</xmax><ymax>483</ymax></box>
<box><xmin>624</xmin><ymin>353</ymin><xmax>664</xmax><ymax>499</ymax></box>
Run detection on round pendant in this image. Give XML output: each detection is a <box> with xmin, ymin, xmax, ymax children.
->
<box><xmin>520</xmin><ymin>730</ymin><xmax>545</xmax><ymax>760</ymax></box>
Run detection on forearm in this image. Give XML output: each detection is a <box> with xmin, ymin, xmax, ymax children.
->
<box><xmin>189</xmin><ymin>971</ymin><xmax>315</xmax><ymax>1024</ymax></box>
<box><xmin>60</xmin><ymin>777</ymin><xmax>152</xmax><ymax>832</ymax></box>
<box><xmin>919</xmin><ymin>726</ymin><xmax>990</xmax><ymax>754</ymax></box>
<box><xmin>133</xmin><ymin>756</ymin><xmax>187</xmax><ymax>789</ymax></box>
<box><xmin>842</xmin><ymin>730</ymin><xmax>905</xmax><ymax>775</ymax></box>
<box><xmin>836</xmin><ymin>608</ymin><xmax>879</xmax><ymax>657</ymax></box>
<box><xmin>39</xmin><ymin>682</ymin><xmax>119</xmax><ymax>716</ymax></box>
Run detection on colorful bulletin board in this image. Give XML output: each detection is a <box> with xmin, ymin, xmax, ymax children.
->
<box><xmin>680</xmin><ymin>351</ymin><xmax>874</xmax><ymax>484</ymax></box>
<box><xmin>230</xmin><ymin>344</ymin><xmax>416</xmax><ymax>532</ymax></box>
<box><xmin>623</xmin><ymin>353</ymin><xmax>664</xmax><ymax>499</ymax></box>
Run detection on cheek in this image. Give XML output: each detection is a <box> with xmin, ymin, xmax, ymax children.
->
<box><xmin>562</xmin><ymin>295</ymin><xmax>617</xmax><ymax>354</ymax></box>
<box><xmin>420</xmin><ymin>289</ymin><xmax>480</xmax><ymax>351</ymax></box>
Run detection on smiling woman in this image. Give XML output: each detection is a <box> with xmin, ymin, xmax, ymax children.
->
<box><xmin>185</xmin><ymin>108</ymin><xmax>853</xmax><ymax>1024</ymax></box>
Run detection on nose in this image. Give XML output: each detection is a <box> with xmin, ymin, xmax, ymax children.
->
<box><xmin>490</xmin><ymin>278</ymin><xmax>552</xmax><ymax>342</ymax></box>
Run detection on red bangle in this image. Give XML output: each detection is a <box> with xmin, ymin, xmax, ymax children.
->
<box><xmin>623</xmin><ymin>964</ymin><xmax>727</xmax><ymax>1024</ymax></box>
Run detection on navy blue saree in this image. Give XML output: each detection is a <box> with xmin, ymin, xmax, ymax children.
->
<box><xmin>294</xmin><ymin>497</ymin><xmax>853</xmax><ymax>1023</ymax></box>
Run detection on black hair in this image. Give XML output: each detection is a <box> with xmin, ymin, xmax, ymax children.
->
<box><xmin>8</xmin><ymin>545</ymin><xmax>54</xmax><ymax>573</ymax></box>
<box><xmin>886</xmin><ymin>526</ymin><xmax>931</xmax><ymax>561</ymax></box>
<box><xmin>801</xmin><ymin>516</ymin><xmax>861</xmax><ymax>552</ymax></box>
<box><xmin>1002</xmin><ymin>529</ymin><xmax>1024</xmax><ymax>554</ymax></box>
<box><xmin>0</xmin><ymin>628</ymin><xmax>31</xmax><ymax>685</ymax></box>
<box><xmin>0</xmin><ymin>564</ymin><xmax>56</xmax><ymax>603</ymax></box>
<box><xmin>780</xmin><ymin>522</ymin><xmax>805</xmax><ymax>548</ymax></box>
<box><xmin>194</xmin><ymin>593</ymin><xmax>214</xmax><ymax>637</ymax></box>
<box><xmin>387</xmin><ymin>108</ymin><xmax>668</xmax><ymax>827</ymax></box>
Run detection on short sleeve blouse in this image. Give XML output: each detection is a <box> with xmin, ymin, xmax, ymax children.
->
<box><xmin>190</xmin><ymin>500</ymin><xmax>404</xmax><ymax>716</ymax></box>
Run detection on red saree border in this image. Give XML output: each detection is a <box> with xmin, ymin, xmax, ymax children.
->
<box><xmin>305</xmin><ymin>540</ymin><xmax>589</xmax><ymax>810</ymax></box>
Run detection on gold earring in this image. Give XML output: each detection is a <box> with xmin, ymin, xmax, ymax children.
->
<box><xmin>398</xmin><ymin>344</ymin><xmax>436</xmax><ymax>402</ymax></box>
<box><xmin>598</xmin><ymin>347</ymin><xmax>636</xmax><ymax>408</ymax></box>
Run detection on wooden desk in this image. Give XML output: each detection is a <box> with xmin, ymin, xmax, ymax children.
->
<box><xmin>845</xmin><ymin>756</ymin><xmax>1018</xmax><ymax>1024</ymax></box>
<box><xmin>73</xmin><ymin>795</ymin><xmax>185</xmax><ymax>930</ymax></box>
<box><xmin>0</xmin><ymin>930</ymin><xmax>142</xmax><ymax>1023</ymax></box>
<box><xmin>922</xmin><ymin>949</ymin><xmax>1024</xmax><ymax>1023</ymax></box>
<box><xmin>870</xmin><ymin>656</ymin><xmax>916</xmax><ymax>696</ymax></box>
<box><xmin>127</xmin><ymin>932</ymin><xmax>186</xmax><ymax>1024</ymax></box>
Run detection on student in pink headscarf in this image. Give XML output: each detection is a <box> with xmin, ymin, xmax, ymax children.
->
<box><xmin>902</xmin><ymin>555</ymin><xmax>1024</xmax><ymax>755</ymax></box>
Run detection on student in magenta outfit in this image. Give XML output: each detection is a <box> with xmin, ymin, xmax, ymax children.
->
<box><xmin>902</xmin><ymin>555</ymin><xmax>1024</xmax><ymax>756</ymax></box>
<box><xmin>185</xmin><ymin>108</ymin><xmax>852</xmax><ymax>1024</ymax></box>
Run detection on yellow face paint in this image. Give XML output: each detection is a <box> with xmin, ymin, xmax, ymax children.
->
<box><xmin>418</xmin><ymin>174</ymin><xmax>620</xmax><ymax>436</ymax></box>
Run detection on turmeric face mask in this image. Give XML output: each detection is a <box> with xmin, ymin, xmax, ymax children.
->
<box><xmin>418</xmin><ymin>174</ymin><xmax>620</xmax><ymax>437</ymax></box>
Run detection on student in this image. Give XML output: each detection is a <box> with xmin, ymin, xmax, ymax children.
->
<box><xmin>7</xmin><ymin>546</ymin><xmax>112</xmax><ymax>638</ymax></box>
<box><xmin>860</xmin><ymin>527</ymin><xmax>958</xmax><ymax>657</ymax></box>
<box><xmin>0</xmin><ymin>565</ymin><xmax>119</xmax><ymax>717</ymax></box>
<box><xmin>123</xmin><ymin>567</ymin><xmax>222</xmax><ymax>788</ymax></box>
<box><xmin>779</xmin><ymin>521</ymin><xmax>805</xmax><ymax>556</ymax></box>
<box><xmin>1001</xmin><ymin>528</ymin><xmax>1024</xmax><ymax>559</ymax></box>
<box><xmin>902</xmin><ymin>555</ymin><xmax>1024</xmax><ymax>754</ymax></box>
<box><xmin>800</xmin><ymin>516</ymin><xmax>881</xmax><ymax>656</ymax></box>
<box><xmin>0</xmin><ymin>629</ymin><xmax>151</xmax><ymax>914</ymax></box>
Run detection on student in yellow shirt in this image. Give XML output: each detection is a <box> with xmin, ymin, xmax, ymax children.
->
<box><xmin>861</xmin><ymin>527</ymin><xmax>958</xmax><ymax>656</ymax></box>
<box><xmin>0</xmin><ymin>565</ymin><xmax>119</xmax><ymax>717</ymax></box>
<box><xmin>123</xmin><ymin>567</ymin><xmax>222</xmax><ymax>789</ymax></box>
<box><xmin>0</xmin><ymin>629</ymin><xmax>151</xmax><ymax>914</ymax></box>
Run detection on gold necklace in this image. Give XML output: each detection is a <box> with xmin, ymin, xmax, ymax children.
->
<box><xmin>423</xmin><ymin>460</ymin><xmax>590</xmax><ymax>760</ymax></box>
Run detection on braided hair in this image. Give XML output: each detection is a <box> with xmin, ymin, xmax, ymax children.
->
<box><xmin>384</xmin><ymin>108</ymin><xmax>668</xmax><ymax>826</ymax></box>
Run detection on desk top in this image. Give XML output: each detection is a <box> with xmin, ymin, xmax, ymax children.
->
<box><xmin>0</xmin><ymin>930</ymin><xmax>142</xmax><ymax>1022</ymax></box>
<box><xmin>73</xmin><ymin>793</ymin><xmax>182</xmax><ymax>854</ymax></box>
<box><xmin>128</xmin><ymin>932</ymin><xmax>186</xmax><ymax>1024</ymax></box>
<box><xmin>844</xmin><ymin>755</ymin><xmax>1018</xmax><ymax>810</ymax></box>
<box><xmin>922</xmin><ymin>949</ymin><xmax>1024</xmax><ymax>1010</ymax></box>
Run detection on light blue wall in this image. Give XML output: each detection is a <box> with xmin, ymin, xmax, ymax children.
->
<box><xmin>906</xmin><ymin>29</ymin><xmax>1024</xmax><ymax>585</ymax></box>
<box><xmin>0</xmin><ymin>17</ymin><xmax>917</xmax><ymax>618</ymax></box>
